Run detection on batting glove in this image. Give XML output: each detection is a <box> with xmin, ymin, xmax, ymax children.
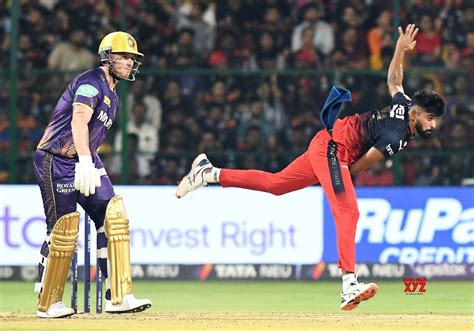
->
<box><xmin>74</xmin><ymin>155</ymin><xmax>101</xmax><ymax>196</ymax></box>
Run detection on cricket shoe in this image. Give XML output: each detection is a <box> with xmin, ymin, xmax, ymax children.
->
<box><xmin>176</xmin><ymin>153</ymin><xmax>213</xmax><ymax>199</ymax></box>
<box><xmin>340</xmin><ymin>281</ymin><xmax>378</xmax><ymax>311</ymax></box>
<box><xmin>36</xmin><ymin>301</ymin><xmax>75</xmax><ymax>318</ymax></box>
<box><xmin>105</xmin><ymin>294</ymin><xmax>152</xmax><ymax>314</ymax></box>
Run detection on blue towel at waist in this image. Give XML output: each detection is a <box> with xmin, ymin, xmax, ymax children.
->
<box><xmin>320</xmin><ymin>86</ymin><xmax>352</xmax><ymax>130</ymax></box>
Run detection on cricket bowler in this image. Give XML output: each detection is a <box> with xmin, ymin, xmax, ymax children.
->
<box><xmin>176</xmin><ymin>24</ymin><xmax>446</xmax><ymax>311</ymax></box>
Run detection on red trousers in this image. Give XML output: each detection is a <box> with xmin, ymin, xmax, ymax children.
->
<box><xmin>220</xmin><ymin>128</ymin><xmax>359</xmax><ymax>272</ymax></box>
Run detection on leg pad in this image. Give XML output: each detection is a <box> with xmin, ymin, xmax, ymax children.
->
<box><xmin>105</xmin><ymin>195</ymin><xmax>132</xmax><ymax>305</ymax></box>
<box><xmin>37</xmin><ymin>212</ymin><xmax>80</xmax><ymax>312</ymax></box>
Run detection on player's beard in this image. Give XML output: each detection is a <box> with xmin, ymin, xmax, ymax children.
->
<box><xmin>415</xmin><ymin>121</ymin><xmax>433</xmax><ymax>139</ymax></box>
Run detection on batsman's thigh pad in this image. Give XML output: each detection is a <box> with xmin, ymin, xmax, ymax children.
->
<box><xmin>105</xmin><ymin>195</ymin><xmax>132</xmax><ymax>305</ymax></box>
<box><xmin>37</xmin><ymin>212</ymin><xmax>80</xmax><ymax>312</ymax></box>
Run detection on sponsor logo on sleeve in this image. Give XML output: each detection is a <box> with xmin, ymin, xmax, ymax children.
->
<box><xmin>76</xmin><ymin>84</ymin><xmax>99</xmax><ymax>98</ymax></box>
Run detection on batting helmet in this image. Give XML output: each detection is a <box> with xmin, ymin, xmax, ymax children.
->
<box><xmin>98</xmin><ymin>31</ymin><xmax>143</xmax><ymax>81</ymax></box>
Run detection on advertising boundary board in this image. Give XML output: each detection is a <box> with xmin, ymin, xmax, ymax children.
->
<box><xmin>1</xmin><ymin>263</ymin><xmax>473</xmax><ymax>281</ymax></box>
<box><xmin>1</xmin><ymin>185</ymin><xmax>472</xmax><ymax>265</ymax></box>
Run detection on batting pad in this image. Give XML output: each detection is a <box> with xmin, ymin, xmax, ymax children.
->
<box><xmin>37</xmin><ymin>212</ymin><xmax>80</xmax><ymax>312</ymax></box>
<box><xmin>105</xmin><ymin>195</ymin><xmax>132</xmax><ymax>305</ymax></box>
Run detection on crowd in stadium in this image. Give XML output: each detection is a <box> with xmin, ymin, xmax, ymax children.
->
<box><xmin>0</xmin><ymin>0</ymin><xmax>473</xmax><ymax>186</ymax></box>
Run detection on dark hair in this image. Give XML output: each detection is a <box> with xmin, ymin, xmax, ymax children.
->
<box><xmin>194</xmin><ymin>1</ymin><xmax>208</xmax><ymax>14</ymax></box>
<box><xmin>412</xmin><ymin>90</ymin><xmax>446</xmax><ymax>117</ymax></box>
<box><xmin>178</xmin><ymin>27</ymin><xmax>195</xmax><ymax>38</ymax></box>
<box><xmin>128</xmin><ymin>133</ymin><xmax>139</xmax><ymax>145</ymax></box>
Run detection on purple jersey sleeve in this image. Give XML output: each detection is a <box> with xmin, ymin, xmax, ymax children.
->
<box><xmin>73</xmin><ymin>81</ymin><xmax>102</xmax><ymax>111</ymax></box>
<box><xmin>37</xmin><ymin>69</ymin><xmax>118</xmax><ymax>157</ymax></box>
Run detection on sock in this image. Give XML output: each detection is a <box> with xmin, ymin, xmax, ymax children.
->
<box><xmin>342</xmin><ymin>273</ymin><xmax>356</xmax><ymax>292</ymax></box>
<box><xmin>203</xmin><ymin>167</ymin><xmax>221</xmax><ymax>183</ymax></box>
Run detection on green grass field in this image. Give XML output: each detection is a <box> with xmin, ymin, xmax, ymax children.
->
<box><xmin>1</xmin><ymin>281</ymin><xmax>473</xmax><ymax>330</ymax></box>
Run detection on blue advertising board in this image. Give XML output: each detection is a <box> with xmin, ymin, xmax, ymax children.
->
<box><xmin>322</xmin><ymin>187</ymin><xmax>474</xmax><ymax>264</ymax></box>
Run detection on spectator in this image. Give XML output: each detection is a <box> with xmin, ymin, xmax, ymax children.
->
<box><xmin>47</xmin><ymin>29</ymin><xmax>95</xmax><ymax>71</ymax></box>
<box><xmin>152</xmin><ymin>157</ymin><xmax>181</xmax><ymax>185</ymax></box>
<box><xmin>198</xmin><ymin>103</ymin><xmax>236</xmax><ymax>150</ymax></box>
<box><xmin>161</xmin><ymin>80</ymin><xmax>190</xmax><ymax>112</ymax></box>
<box><xmin>255</xmin><ymin>31</ymin><xmax>283</xmax><ymax>69</ymax></box>
<box><xmin>215</xmin><ymin>0</ymin><xmax>255</xmax><ymax>30</ymax></box>
<box><xmin>291</xmin><ymin>4</ymin><xmax>334</xmax><ymax>56</ymax></box>
<box><xmin>367</xmin><ymin>10</ymin><xmax>393</xmax><ymax>70</ymax></box>
<box><xmin>127</xmin><ymin>78</ymin><xmax>162</xmax><ymax>129</ymax></box>
<box><xmin>114</xmin><ymin>103</ymin><xmax>159</xmax><ymax>158</ymax></box>
<box><xmin>2</xmin><ymin>1</ymin><xmax>473</xmax><ymax>186</ymax></box>
<box><xmin>339</xmin><ymin>27</ymin><xmax>369</xmax><ymax>69</ymax></box>
<box><xmin>161</xmin><ymin>126</ymin><xmax>187</xmax><ymax>152</ymax></box>
<box><xmin>168</xmin><ymin>28</ymin><xmax>198</xmax><ymax>68</ymax></box>
<box><xmin>161</xmin><ymin>1</ymin><xmax>215</xmax><ymax>57</ymax></box>
<box><xmin>287</xmin><ymin>124</ymin><xmax>310</xmax><ymax>155</ymax></box>
<box><xmin>414</xmin><ymin>14</ymin><xmax>443</xmax><ymax>67</ymax></box>
<box><xmin>292</xmin><ymin>27</ymin><xmax>322</xmax><ymax>69</ymax></box>
<box><xmin>109</xmin><ymin>133</ymin><xmax>151</xmax><ymax>183</ymax></box>
<box><xmin>238</xmin><ymin>125</ymin><xmax>263</xmax><ymax>152</ymax></box>
<box><xmin>17</xmin><ymin>34</ymin><xmax>41</xmax><ymax>69</ymax></box>
<box><xmin>135</xmin><ymin>9</ymin><xmax>168</xmax><ymax>66</ymax></box>
<box><xmin>257</xmin><ymin>79</ymin><xmax>286</xmax><ymax>147</ymax></box>
<box><xmin>202</xmin><ymin>80</ymin><xmax>237</xmax><ymax>115</ymax></box>
<box><xmin>198</xmin><ymin>130</ymin><xmax>221</xmax><ymax>154</ymax></box>
<box><xmin>209</xmin><ymin>30</ymin><xmax>252</xmax><ymax>69</ymax></box>
<box><xmin>355</xmin><ymin>79</ymin><xmax>392</xmax><ymax>113</ymax></box>
<box><xmin>439</xmin><ymin>0</ymin><xmax>465</xmax><ymax>50</ymax></box>
<box><xmin>460</xmin><ymin>31</ymin><xmax>474</xmax><ymax>61</ymax></box>
<box><xmin>446</xmin><ymin>75</ymin><xmax>474</xmax><ymax>121</ymax></box>
<box><xmin>257</xmin><ymin>5</ymin><xmax>291</xmax><ymax>52</ymax></box>
<box><xmin>167</xmin><ymin>29</ymin><xmax>207</xmax><ymax>97</ymax></box>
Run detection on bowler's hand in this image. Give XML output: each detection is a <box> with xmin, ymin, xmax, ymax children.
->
<box><xmin>74</xmin><ymin>155</ymin><xmax>101</xmax><ymax>196</ymax></box>
<box><xmin>396</xmin><ymin>24</ymin><xmax>418</xmax><ymax>52</ymax></box>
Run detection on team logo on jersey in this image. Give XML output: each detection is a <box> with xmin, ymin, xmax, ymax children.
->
<box><xmin>76</xmin><ymin>84</ymin><xmax>99</xmax><ymax>98</ymax></box>
<box><xmin>104</xmin><ymin>95</ymin><xmax>111</xmax><ymax>107</ymax></box>
<box><xmin>390</xmin><ymin>104</ymin><xmax>406</xmax><ymax>120</ymax></box>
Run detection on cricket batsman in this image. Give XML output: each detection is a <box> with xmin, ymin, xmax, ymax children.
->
<box><xmin>33</xmin><ymin>31</ymin><xmax>151</xmax><ymax>318</ymax></box>
<box><xmin>176</xmin><ymin>24</ymin><xmax>446</xmax><ymax>310</ymax></box>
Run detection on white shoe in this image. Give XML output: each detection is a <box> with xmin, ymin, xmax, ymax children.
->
<box><xmin>36</xmin><ymin>301</ymin><xmax>75</xmax><ymax>318</ymax></box>
<box><xmin>105</xmin><ymin>294</ymin><xmax>152</xmax><ymax>314</ymax></box>
<box><xmin>340</xmin><ymin>280</ymin><xmax>378</xmax><ymax>311</ymax></box>
<box><xmin>176</xmin><ymin>153</ymin><xmax>213</xmax><ymax>199</ymax></box>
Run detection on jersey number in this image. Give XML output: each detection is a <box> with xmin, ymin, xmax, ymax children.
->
<box><xmin>398</xmin><ymin>140</ymin><xmax>407</xmax><ymax>151</ymax></box>
<box><xmin>386</xmin><ymin>140</ymin><xmax>407</xmax><ymax>156</ymax></box>
<box><xmin>390</xmin><ymin>105</ymin><xmax>405</xmax><ymax>119</ymax></box>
